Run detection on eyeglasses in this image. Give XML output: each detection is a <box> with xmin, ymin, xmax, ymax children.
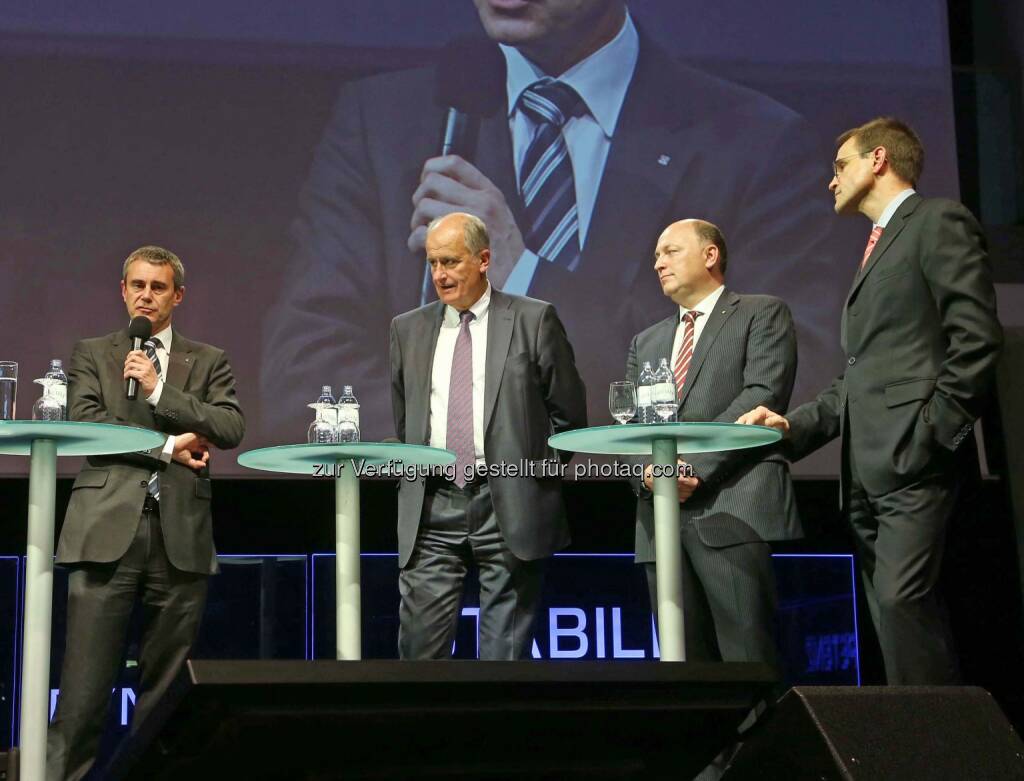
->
<box><xmin>832</xmin><ymin>149</ymin><xmax>872</xmax><ymax>177</ymax></box>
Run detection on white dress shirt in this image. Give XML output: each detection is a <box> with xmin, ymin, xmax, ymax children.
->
<box><xmin>428</xmin><ymin>284</ymin><xmax>490</xmax><ymax>466</ymax></box>
<box><xmin>875</xmin><ymin>187</ymin><xmax>916</xmax><ymax>229</ymax></box>
<box><xmin>143</xmin><ymin>324</ymin><xmax>175</xmax><ymax>461</ymax></box>
<box><xmin>501</xmin><ymin>12</ymin><xmax>639</xmax><ymax>295</ymax></box>
<box><xmin>671</xmin><ymin>285</ymin><xmax>726</xmax><ymax>374</ymax></box>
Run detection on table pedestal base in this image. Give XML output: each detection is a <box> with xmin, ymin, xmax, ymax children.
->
<box><xmin>335</xmin><ymin>464</ymin><xmax>360</xmax><ymax>660</ymax></box>
<box><xmin>652</xmin><ymin>437</ymin><xmax>686</xmax><ymax>662</ymax></box>
<box><xmin>21</xmin><ymin>438</ymin><xmax>57</xmax><ymax>780</ymax></box>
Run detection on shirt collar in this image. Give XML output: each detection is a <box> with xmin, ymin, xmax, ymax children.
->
<box><xmin>444</xmin><ymin>283</ymin><xmax>491</xmax><ymax>326</ymax></box>
<box><xmin>151</xmin><ymin>324</ymin><xmax>173</xmax><ymax>351</ymax></box>
<box><xmin>678</xmin><ymin>285</ymin><xmax>725</xmax><ymax>323</ymax></box>
<box><xmin>876</xmin><ymin>188</ymin><xmax>916</xmax><ymax>229</ymax></box>
<box><xmin>500</xmin><ymin>11</ymin><xmax>638</xmax><ymax>138</ymax></box>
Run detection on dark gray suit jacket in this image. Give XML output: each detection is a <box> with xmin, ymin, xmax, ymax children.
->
<box><xmin>786</xmin><ymin>195</ymin><xmax>1003</xmax><ymax>496</ymax></box>
<box><xmin>626</xmin><ymin>290</ymin><xmax>802</xmax><ymax>563</ymax></box>
<box><xmin>262</xmin><ymin>32</ymin><xmax>840</xmax><ymax>443</ymax></box>
<box><xmin>389</xmin><ymin>290</ymin><xmax>587</xmax><ymax>567</ymax></box>
<box><xmin>57</xmin><ymin>329</ymin><xmax>245</xmax><ymax>575</ymax></box>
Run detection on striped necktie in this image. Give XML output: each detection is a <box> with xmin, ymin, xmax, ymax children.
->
<box><xmin>861</xmin><ymin>225</ymin><xmax>883</xmax><ymax>270</ymax></box>
<box><xmin>673</xmin><ymin>311</ymin><xmax>702</xmax><ymax>400</ymax></box>
<box><xmin>446</xmin><ymin>311</ymin><xmax>476</xmax><ymax>488</ymax></box>
<box><xmin>145</xmin><ymin>338</ymin><xmax>164</xmax><ymax>501</ymax></box>
<box><xmin>518</xmin><ymin>79</ymin><xmax>586</xmax><ymax>270</ymax></box>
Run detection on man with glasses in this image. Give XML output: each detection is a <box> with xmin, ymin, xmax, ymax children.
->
<box><xmin>740</xmin><ymin>117</ymin><xmax>1002</xmax><ymax>684</ymax></box>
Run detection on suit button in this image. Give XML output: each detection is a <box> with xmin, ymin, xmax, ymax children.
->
<box><xmin>847</xmin><ymin>356</ymin><xmax>856</xmax><ymax>365</ymax></box>
<box><xmin>139</xmin><ymin>480</ymin><xmax>147</xmax><ymax>487</ymax></box>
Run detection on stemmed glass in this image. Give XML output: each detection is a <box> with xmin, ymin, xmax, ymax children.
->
<box><xmin>609</xmin><ymin>381</ymin><xmax>637</xmax><ymax>424</ymax></box>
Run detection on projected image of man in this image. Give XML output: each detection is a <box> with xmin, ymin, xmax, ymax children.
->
<box><xmin>261</xmin><ymin>0</ymin><xmax>840</xmax><ymax>443</ymax></box>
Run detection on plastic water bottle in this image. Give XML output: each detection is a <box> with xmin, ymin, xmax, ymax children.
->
<box><xmin>335</xmin><ymin>385</ymin><xmax>360</xmax><ymax>442</ymax></box>
<box><xmin>653</xmin><ymin>358</ymin><xmax>677</xmax><ymax>422</ymax></box>
<box><xmin>637</xmin><ymin>361</ymin><xmax>656</xmax><ymax>424</ymax></box>
<box><xmin>307</xmin><ymin>385</ymin><xmax>336</xmax><ymax>444</ymax></box>
<box><xmin>45</xmin><ymin>359</ymin><xmax>68</xmax><ymax>418</ymax></box>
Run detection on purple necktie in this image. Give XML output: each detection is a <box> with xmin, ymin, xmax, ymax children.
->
<box><xmin>447</xmin><ymin>310</ymin><xmax>476</xmax><ymax>487</ymax></box>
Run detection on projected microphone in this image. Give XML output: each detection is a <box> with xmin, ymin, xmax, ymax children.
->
<box><xmin>125</xmin><ymin>315</ymin><xmax>153</xmax><ymax>401</ymax></box>
<box><xmin>421</xmin><ymin>38</ymin><xmax>506</xmax><ymax>305</ymax></box>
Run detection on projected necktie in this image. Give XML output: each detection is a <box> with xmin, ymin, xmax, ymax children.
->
<box><xmin>861</xmin><ymin>225</ymin><xmax>883</xmax><ymax>270</ymax></box>
<box><xmin>446</xmin><ymin>311</ymin><xmax>476</xmax><ymax>487</ymax></box>
<box><xmin>673</xmin><ymin>311</ymin><xmax>703</xmax><ymax>399</ymax></box>
<box><xmin>144</xmin><ymin>337</ymin><xmax>164</xmax><ymax>501</ymax></box>
<box><xmin>518</xmin><ymin>79</ymin><xmax>586</xmax><ymax>270</ymax></box>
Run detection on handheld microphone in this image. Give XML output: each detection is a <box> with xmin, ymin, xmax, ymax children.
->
<box><xmin>421</xmin><ymin>38</ymin><xmax>506</xmax><ymax>305</ymax></box>
<box><xmin>125</xmin><ymin>315</ymin><xmax>153</xmax><ymax>401</ymax></box>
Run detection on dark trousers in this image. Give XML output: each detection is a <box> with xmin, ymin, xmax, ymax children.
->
<box><xmin>46</xmin><ymin>508</ymin><xmax>208</xmax><ymax>781</ymax></box>
<box><xmin>644</xmin><ymin>517</ymin><xmax>779</xmax><ymax>667</ymax></box>
<box><xmin>847</xmin><ymin>442</ymin><xmax>961</xmax><ymax>685</ymax></box>
<box><xmin>398</xmin><ymin>481</ymin><xmax>544</xmax><ymax>660</ymax></box>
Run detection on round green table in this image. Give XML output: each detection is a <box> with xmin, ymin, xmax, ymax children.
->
<box><xmin>549</xmin><ymin>422</ymin><xmax>781</xmax><ymax>663</ymax></box>
<box><xmin>0</xmin><ymin>421</ymin><xmax>166</xmax><ymax>780</ymax></box>
<box><xmin>237</xmin><ymin>443</ymin><xmax>455</xmax><ymax>660</ymax></box>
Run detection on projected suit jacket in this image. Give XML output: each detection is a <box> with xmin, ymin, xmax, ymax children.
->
<box><xmin>262</xmin><ymin>32</ymin><xmax>839</xmax><ymax>441</ymax></box>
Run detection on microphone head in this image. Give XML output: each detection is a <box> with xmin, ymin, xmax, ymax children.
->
<box><xmin>433</xmin><ymin>36</ymin><xmax>506</xmax><ymax>116</ymax></box>
<box><xmin>128</xmin><ymin>316</ymin><xmax>153</xmax><ymax>341</ymax></box>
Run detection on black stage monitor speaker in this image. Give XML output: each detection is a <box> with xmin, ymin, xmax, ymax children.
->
<box><xmin>104</xmin><ymin>659</ymin><xmax>777</xmax><ymax>780</ymax></box>
<box><xmin>725</xmin><ymin>686</ymin><xmax>1024</xmax><ymax>780</ymax></box>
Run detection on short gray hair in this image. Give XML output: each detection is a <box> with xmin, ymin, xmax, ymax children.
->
<box><xmin>122</xmin><ymin>245</ymin><xmax>185</xmax><ymax>288</ymax></box>
<box><xmin>426</xmin><ymin>213</ymin><xmax>490</xmax><ymax>256</ymax></box>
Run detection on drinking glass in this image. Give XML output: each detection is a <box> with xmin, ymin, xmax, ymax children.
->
<box><xmin>608</xmin><ymin>381</ymin><xmax>637</xmax><ymax>424</ymax></box>
<box><xmin>0</xmin><ymin>361</ymin><xmax>17</xmax><ymax>420</ymax></box>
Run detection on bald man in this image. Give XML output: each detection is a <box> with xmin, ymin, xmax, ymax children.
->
<box><xmin>626</xmin><ymin>219</ymin><xmax>801</xmax><ymax>665</ymax></box>
<box><xmin>390</xmin><ymin>212</ymin><xmax>586</xmax><ymax>659</ymax></box>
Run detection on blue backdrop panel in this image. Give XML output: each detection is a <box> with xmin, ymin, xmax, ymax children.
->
<box><xmin>0</xmin><ymin>555</ymin><xmax>307</xmax><ymax>750</ymax></box>
<box><xmin>312</xmin><ymin>552</ymin><xmax>860</xmax><ymax>684</ymax></box>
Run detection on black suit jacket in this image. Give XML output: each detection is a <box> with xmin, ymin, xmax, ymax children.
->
<box><xmin>57</xmin><ymin>329</ymin><xmax>245</xmax><ymax>575</ymax></box>
<box><xmin>390</xmin><ymin>290</ymin><xmax>586</xmax><ymax>567</ymax></box>
<box><xmin>626</xmin><ymin>290</ymin><xmax>802</xmax><ymax>562</ymax></box>
<box><xmin>262</xmin><ymin>33</ymin><xmax>840</xmax><ymax>442</ymax></box>
<box><xmin>787</xmin><ymin>195</ymin><xmax>1003</xmax><ymax>495</ymax></box>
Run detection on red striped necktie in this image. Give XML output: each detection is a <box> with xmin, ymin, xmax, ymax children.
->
<box><xmin>861</xmin><ymin>225</ymin><xmax>883</xmax><ymax>270</ymax></box>
<box><xmin>673</xmin><ymin>310</ymin><xmax>702</xmax><ymax>399</ymax></box>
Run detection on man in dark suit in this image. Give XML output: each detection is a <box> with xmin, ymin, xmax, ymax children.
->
<box><xmin>261</xmin><ymin>0</ymin><xmax>839</xmax><ymax>443</ymax></box>
<box><xmin>47</xmin><ymin>246</ymin><xmax>245</xmax><ymax>780</ymax></box>
<box><xmin>627</xmin><ymin>219</ymin><xmax>801</xmax><ymax>665</ymax></box>
<box><xmin>740</xmin><ymin>117</ymin><xmax>1003</xmax><ymax>684</ymax></box>
<box><xmin>390</xmin><ymin>212</ymin><xmax>586</xmax><ymax>659</ymax></box>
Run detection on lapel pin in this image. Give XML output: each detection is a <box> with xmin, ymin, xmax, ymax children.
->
<box><xmin>657</xmin><ymin>154</ymin><xmax>671</xmax><ymax>166</ymax></box>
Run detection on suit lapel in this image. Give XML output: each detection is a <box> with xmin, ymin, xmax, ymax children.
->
<box><xmin>410</xmin><ymin>303</ymin><xmax>445</xmax><ymax>445</ymax></box>
<box><xmin>106</xmin><ymin>330</ymin><xmax>137</xmax><ymax>421</ymax></box>
<box><xmin>583</xmin><ymin>36</ymin><xmax>691</xmax><ymax>295</ymax></box>
<box><xmin>679</xmin><ymin>289</ymin><xmax>739</xmax><ymax>408</ymax></box>
<box><xmin>844</xmin><ymin>193</ymin><xmax>921</xmax><ymax>307</ymax></box>
<box><xmin>646</xmin><ymin>314</ymin><xmax>678</xmax><ymax>373</ymax></box>
<box><xmin>484</xmin><ymin>291</ymin><xmax>514</xmax><ymax>432</ymax></box>
<box><xmin>165</xmin><ymin>332</ymin><xmax>195</xmax><ymax>390</ymax></box>
<box><xmin>476</xmin><ymin>111</ymin><xmax>523</xmax><ymax>230</ymax></box>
